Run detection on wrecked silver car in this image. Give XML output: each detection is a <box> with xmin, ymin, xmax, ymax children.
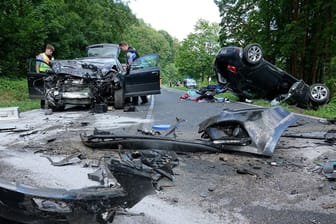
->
<box><xmin>27</xmin><ymin>43</ymin><xmax>161</xmax><ymax>111</ymax></box>
<box><xmin>81</xmin><ymin>106</ymin><xmax>298</xmax><ymax>156</ymax></box>
<box><xmin>0</xmin><ymin>151</ymin><xmax>178</xmax><ymax>224</ymax></box>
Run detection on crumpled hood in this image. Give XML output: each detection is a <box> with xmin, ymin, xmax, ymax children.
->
<box><xmin>50</xmin><ymin>59</ymin><xmax>102</xmax><ymax>78</ymax></box>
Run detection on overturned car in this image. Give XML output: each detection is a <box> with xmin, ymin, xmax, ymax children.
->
<box><xmin>27</xmin><ymin>43</ymin><xmax>161</xmax><ymax>111</ymax></box>
<box><xmin>214</xmin><ymin>43</ymin><xmax>330</xmax><ymax>109</ymax></box>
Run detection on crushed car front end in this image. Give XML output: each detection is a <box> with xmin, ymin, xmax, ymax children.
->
<box><xmin>44</xmin><ymin>60</ymin><xmax>104</xmax><ymax>110</ymax></box>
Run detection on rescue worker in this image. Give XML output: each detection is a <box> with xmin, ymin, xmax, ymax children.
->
<box><xmin>36</xmin><ymin>44</ymin><xmax>55</xmax><ymax>73</ymax></box>
<box><xmin>36</xmin><ymin>44</ymin><xmax>55</xmax><ymax>109</ymax></box>
<box><xmin>119</xmin><ymin>41</ymin><xmax>148</xmax><ymax>105</ymax></box>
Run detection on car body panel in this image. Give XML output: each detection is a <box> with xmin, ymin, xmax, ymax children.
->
<box><xmin>124</xmin><ymin>67</ymin><xmax>161</xmax><ymax>97</ymax></box>
<box><xmin>26</xmin><ymin>59</ymin><xmax>48</xmax><ymax>99</ymax></box>
<box><xmin>198</xmin><ymin>106</ymin><xmax>298</xmax><ymax>156</ymax></box>
<box><xmin>124</xmin><ymin>54</ymin><xmax>161</xmax><ymax>97</ymax></box>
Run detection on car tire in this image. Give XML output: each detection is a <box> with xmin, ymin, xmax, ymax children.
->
<box><xmin>308</xmin><ymin>83</ymin><xmax>330</xmax><ymax>104</ymax></box>
<box><xmin>243</xmin><ymin>43</ymin><xmax>263</xmax><ymax>65</ymax></box>
<box><xmin>114</xmin><ymin>89</ymin><xmax>125</xmax><ymax>109</ymax></box>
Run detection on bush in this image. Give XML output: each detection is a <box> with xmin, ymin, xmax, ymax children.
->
<box><xmin>0</xmin><ymin>78</ymin><xmax>39</xmax><ymax>111</ymax></box>
<box><xmin>325</xmin><ymin>77</ymin><xmax>336</xmax><ymax>97</ymax></box>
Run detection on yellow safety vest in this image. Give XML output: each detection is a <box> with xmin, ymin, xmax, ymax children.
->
<box><xmin>38</xmin><ymin>53</ymin><xmax>54</xmax><ymax>72</ymax></box>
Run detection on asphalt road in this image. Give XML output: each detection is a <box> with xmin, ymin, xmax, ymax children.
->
<box><xmin>126</xmin><ymin>88</ymin><xmax>336</xmax><ymax>224</ymax></box>
<box><xmin>0</xmin><ymin>87</ymin><xmax>336</xmax><ymax>223</ymax></box>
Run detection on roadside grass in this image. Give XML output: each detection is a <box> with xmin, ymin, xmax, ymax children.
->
<box><xmin>0</xmin><ymin>78</ymin><xmax>40</xmax><ymax>112</ymax></box>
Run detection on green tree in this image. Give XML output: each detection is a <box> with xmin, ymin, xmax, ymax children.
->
<box><xmin>119</xmin><ymin>22</ymin><xmax>176</xmax><ymax>83</ymax></box>
<box><xmin>0</xmin><ymin>0</ymin><xmax>45</xmax><ymax>77</ymax></box>
<box><xmin>121</xmin><ymin>22</ymin><xmax>170</xmax><ymax>60</ymax></box>
<box><xmin>0</xmin><ymin>0</ymin><xmax>137</xmax><ymax>78</ymax></box>
<box><xmin>175</xmin><ymin>19</ymin><xmax>220</xmax><ymax>82</ymax></box>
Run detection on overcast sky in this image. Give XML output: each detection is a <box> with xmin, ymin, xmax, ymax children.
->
<box><xmin>128</xmin><ymin>0</ymin><xmax>221</xmax><ymax>41</ymax></box>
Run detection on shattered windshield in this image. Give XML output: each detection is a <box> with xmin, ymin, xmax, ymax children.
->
<box><xmin>87</xmin><ymin>44</ymin><xmax>120</xmax><ymax>57</ymax></box>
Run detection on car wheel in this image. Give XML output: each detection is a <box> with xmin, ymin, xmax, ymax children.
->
<box><xmin>243</xmin><ymin>43</ymin><xmax>263</xmax><ymax>65</ymax></box>
<box><xmin>114</xmin><ymin>89</ymin><xmax>124</xmax><ymax>109</ymax></box>
<box><xmin>308</xmin><ymin>83</ymin><xmax>330</xmax><ymax>104</ymax></box>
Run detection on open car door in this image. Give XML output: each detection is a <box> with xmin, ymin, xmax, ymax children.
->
<box><xmin>123</xmin><ymin>54</ymin><xmax>161</xmax><ymax>97</ymax></box>
<box><xmin>26</xmin><ymin>59</ymin><xmax>48</xmax><ymax>99</ymax></box>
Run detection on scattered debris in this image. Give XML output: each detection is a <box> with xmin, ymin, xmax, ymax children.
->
<box><xmin>319</xmin><ymin>118</ymin><xmax>336</xmax><ymax>125</ymax></box>
<box><xmin>44</xmin><ymin>109</ymin><xmax>53</xmax><ymax>115</ymax></box>
<box><xmin>0</xmin><ymin>107</ymin><xmax>19</xmax><ymax>120</ymax></box>
<box><xmin>0</xmin><ymin>149</ymin><xmax>178</xmax><ymax>224</ymax></box>
<box><xmin>164</xmin><ymin>117</ymin><xmax>186</xmax><ymax>138</ymax></box>
<box><xmin>94</xmin><ymin>103</ymin><xmax>108</xmax><ymax>113</ymax></box>
<box><xmin>81</xmin><ymin>106</ymin><xmax>297</xmax><ymax>156</ymax></box>
<box><xmin>179</xmin><ymin>85</ymin><xmax>228</xmax><ymax>103</ymax></box>
<box><xmin>81</xmin><ymin>132</ymin><xmax>223</xmax><ymax>153</ymax></box>
<box><xmin>88</xmin><ymin>166</ymin><xmax>106</xmax><ymax>184</ymax></box>
<box><xmin>208</xmin><ymin>185</ymin><xmax>216</xmax><ymax>192</ymax></box>
<box><xmin>198</xmin><ymin>106</ymin><xmax>298</xmax><ymax>156</ymax></box>
<box><xmin>42</xmin><ymin>152</ymin><xmax>82</xmax><ymax>166</ymax></box>
<box><xmin>236</xmin><ymin>168</ymin><xmax>259</xmax><ymax>176</ymax></box>
<box><xmin>321</xmin><ymin>202</ymin><xmax>336</xmax><ymax>209</ymax></box>
<box><xmin>137</xmin><ymin>129</ymin><xmax>161</xmax><ymax>136</ymax></box>
<box><xmin>123</xmin><ymin>105</ymin><xmax>137</xmax><ymax>112</ymax></box>
<box><xmin>81</xmin><ymin>121</ymin><xmax>90</xmax><ymax>126</ymax></box>
<box><xmin>290</xmin><ymin>189</ymin><xmax>299</xmax><ymax>195</ymax></box>
<box><xmin>283</xmin><ymin>130</ymin><xmax>336</xmax><ymax>144</ymax></box>
<box><xmin>321</xmin><ymin>161</ymin><xmax>336</xmax><ymax>180</ymax></box>
<box><xmin>0</xmin><ymin>125</ymin><xmax>16</xmax><ymax>133</ymax></box>
<box><xmin>46</xmin><ymin>137</ymin><xmax>56</xmax><ymax>143</ymax></box>
<box><xmin>325</xmin><ymin>130</ymin><xmax>336</xmax><ymax>144</ymax></box>
<box><xmin>19</xmin><ymin>130</ymin><xmax>39</xmax><ymax>137</ymax></box>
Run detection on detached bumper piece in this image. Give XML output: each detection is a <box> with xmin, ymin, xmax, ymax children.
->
<box><xmin>198</xmin><ymin>106</ymin><xmax>298</xmax><ymax>156</ymax></box>
<box><xmin>81</xmin><ymin>106</ymin><xmax>297</xmax><ymax>157</ymax></box>
<box><xmin>0</xmin><ymin>151</ymin><xmax>177</xmax><ymax>224</ymax></box>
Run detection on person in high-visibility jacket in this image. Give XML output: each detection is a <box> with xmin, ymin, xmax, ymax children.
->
<box><xmin>36</xmin><ymin>44</ymin><xmax>55</xmax><ymax>73</ymax></box>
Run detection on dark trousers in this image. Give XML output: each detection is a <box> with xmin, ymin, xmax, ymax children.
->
<box><xmin>125</xmin><ymin>96</ymin><xmax>148</xmax><ymax>105</ymax></box>
<box><xmin>140</xmin><ymin>95</ymin><xmax>148</xmax><ymax>103</ymax></box>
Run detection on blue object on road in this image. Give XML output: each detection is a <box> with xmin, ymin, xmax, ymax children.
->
<box><xmin>152</xmin><ymin>124</ymin><xmax>171</xmax><ymax>131</ymax></box>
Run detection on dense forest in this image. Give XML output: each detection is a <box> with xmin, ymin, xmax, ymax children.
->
<box><xmin>0</xmin><ymin>0</ymin><xmax>335</xmax><ymax>90</ymax></box>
